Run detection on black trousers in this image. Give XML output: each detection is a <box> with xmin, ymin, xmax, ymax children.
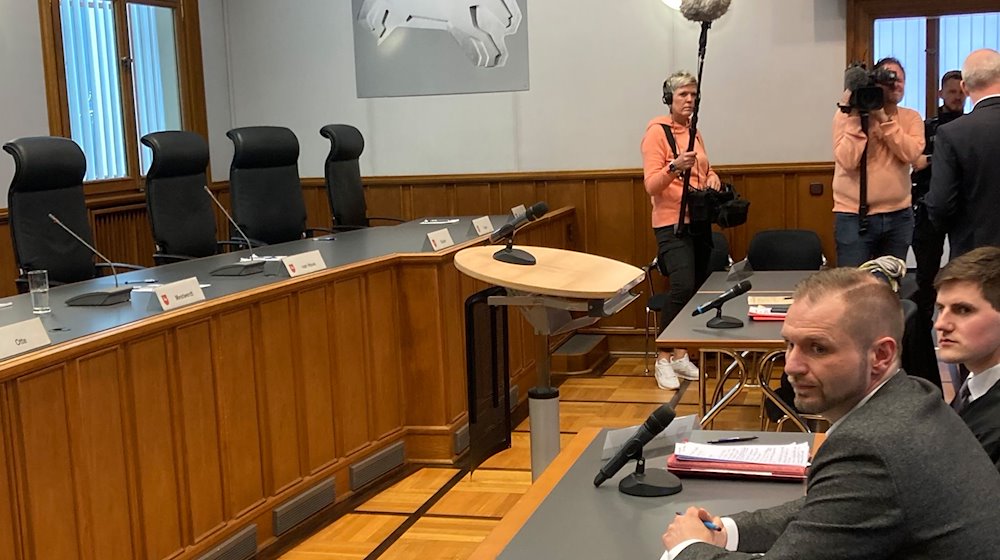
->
<box><xmin>906</xmin><ymin>202</ymin><xmax>945</xmax><ymax>390</ymax></box>
<box><xmin>654</xmin><ymin>222</ymin><xmax>713</xmax><ymax>333</ymax></box>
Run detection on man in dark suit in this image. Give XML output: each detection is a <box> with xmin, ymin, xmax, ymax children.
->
<box><xmin>934</xmin><ymin>246</ymin><xmax>1000</xmax><ymax>472</ymax></box>
<box><xmin>926</xmin><ymin>49</ymin><xmax>1000</xmax><ymax>257</ymax></box>
<box><xmin>661</xmin><ymin>268</ymin><xmax>1000</xmax><ymax>559</ymax></box>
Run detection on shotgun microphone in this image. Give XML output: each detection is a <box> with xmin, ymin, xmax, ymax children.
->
<box><xmin>47</xmin><ymin>213</ymin><xmax>133</xmax><ymax>306</ymax></box>
<box><xmin>202</xmin><ymin>186</ymin><xmax>265</xmax><ymax>277</ymax></box>
<box><xmin>679</xmin><ymin>0</ymin><xmax>732</xmax><ymax>22</ymax></box>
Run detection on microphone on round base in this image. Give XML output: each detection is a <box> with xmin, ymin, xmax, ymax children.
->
<box><xmin>492</xmin><ymin>246</ymin><xmax>536</xmax><ymax>265</ymax></box>
<box><xmin>618</xmin><ymin>457</ymin><xmax>683</xmax><ymax>497</ymax></box>
<box><xmin>706</xmin><ymin>307</ymin><xmax>743</xmax><ymax>329</ymax></box>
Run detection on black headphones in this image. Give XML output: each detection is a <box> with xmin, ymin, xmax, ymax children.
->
<box><xmin>662</xmin><ymin>80</ymin><xmax>672</xmax><ymax>105</ymax></box>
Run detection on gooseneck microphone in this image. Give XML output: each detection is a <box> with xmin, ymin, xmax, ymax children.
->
<box><xmin>594</xmin><ymin>404</ymin><xmax>675</xmax><ymax>487</ymax></box>
<box><xmin>202</xmin><ymin>186</ymin><xmax>265</xmax><ymax>277</ymax></box>
<box><xmin>692</xmin><ymin>280</ymin><xmax>752</xmax><ymax>316</ymax></box>
<box><xmin>48</xmin><ymin>213</ymin><xmax>134</xmax><ymax>306</ymax></box>
<box><xmin>692</xmin><ymin>279</ymin><xmax>752</xmax><ymax>329</ymax></box>
<box><xmin>491</xmin><ymin>201</ymin><xmax>548</xmax><ymax>265</ymax></box>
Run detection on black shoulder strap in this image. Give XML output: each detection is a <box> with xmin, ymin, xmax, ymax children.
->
<box><xmin>659</xmin><ymin>123</ymin><xmax>690</xmax><ymax>232</ymax></box>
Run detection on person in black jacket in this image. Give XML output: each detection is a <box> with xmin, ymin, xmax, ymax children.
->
<box><xmin>934</xmin><ymin>246</ymin><xmax>1000</xmax><ymax>473</ymax></box>
<box><xmin>926</xmin><ymin>49</ymin><xmax>1000</xmax><ymax>256</ymax></box>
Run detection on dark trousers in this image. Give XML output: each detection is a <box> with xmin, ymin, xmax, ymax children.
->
<box><xmin>834</xmin><ymin>207</ymin><xmax>913</xmax><ymax>267</ymax></box>
<box><xmin>905</xmin><ymin>202</ymin><xmax>946</xmax><ymax>390</ymax></box>
<box><xmin>654</xmin><ymin>222</ymin><xmax>713</xmax><ymax>332</ymax></box>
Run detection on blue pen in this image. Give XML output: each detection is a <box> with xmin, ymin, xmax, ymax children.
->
<box><xmin>676</xmin><ymin>512</ymin><xmax>722</xmax><ymax>532</ymax></box>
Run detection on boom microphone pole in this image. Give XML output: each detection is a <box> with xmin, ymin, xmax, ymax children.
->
<box><xmin>674</xmin><ymin>0</ymin><xmax>732</xmax><ymax>235</ymax></box>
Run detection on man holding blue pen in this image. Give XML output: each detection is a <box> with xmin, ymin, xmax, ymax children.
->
<box><xmin>661</xmin><ymin>268</ymin><xmax>1000</xmax><ymax>559</ymax></box>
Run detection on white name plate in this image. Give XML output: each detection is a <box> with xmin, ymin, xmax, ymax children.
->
<box><xmin>427</xmin><ymin>228</ymin><xmax>455</xmax><ymax>251</ymax></box>
<box><xmin>282</xmin><ymin>250</ymin><xmax>327</xmax><ymax>277</ymax></box>
<box><xmin>511</xmin><ymin>204</ymin><xmax>527</xmax><ymax>220</ymax></box>
<box><xmin>0</xmin><ymin>317</ymin><xmax>51</xmax><ymax>360</ymax></box>
<box><xmin>472</xmin><ymin>216</ymin><xmax>494</xmax><ymax>236</ymax></box>
<box><xmin>154</xmin><ymin>277</ymin><xmax>206</xmax><ymax>311</ymax></box>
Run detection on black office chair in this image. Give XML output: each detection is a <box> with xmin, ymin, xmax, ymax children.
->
<box><xmin>747</xmin><ymin>229</ymin><xmax>824</xmax><ymax>271</ymax></box>
<box><xmin>3</xmin><ymin>136</ymin><xmax>143</xmax><ymax>292</ymax></box>
<box><xmin>319</xmin><ymin>124</ymin><xmax>403</xmax><ymax>230</ymax></box>
<box><xmin>226</xmin><ymin>126</ymin><xmax>330</xmax><ymax>245</ymax></box>
<box><xmin>141</xmin><ymin>131</ymin><xmax>242</xmax><ymax>265</ymax></box>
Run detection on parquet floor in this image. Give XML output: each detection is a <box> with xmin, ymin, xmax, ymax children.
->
<box><xmin>280</xmin><ymin>356</ymin><xmax>954</xmax><ymax>560</ymax></box>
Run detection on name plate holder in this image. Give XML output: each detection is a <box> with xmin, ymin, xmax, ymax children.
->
<box><xmin>425</xmin><ymin>228</ymin><xmax>455</xmax><ymax>251</ymax></box>
<box><xmin>470</xmin><ymin>216</ymin><xmax>494</xmax><ymax>236</ymax></box>
<box><xmin>153</xmin><ymin>277</ymin><xmax>206</xmax><ymax>311</ymax></box>
<box><xmin>281</xmin><ymin>250</ymin><xmax>327</xmax><ymax>278</ymax></box>
<box><xmin>0</xmin><ymin>318</ymin><xmax>51</xmax><ymax>359</ymax></box>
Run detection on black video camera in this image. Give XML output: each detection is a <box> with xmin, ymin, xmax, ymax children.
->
<box><xmin>843</xmin><ymin>62</ymin><xmax>898</xmax><ymax>113</ymax></box>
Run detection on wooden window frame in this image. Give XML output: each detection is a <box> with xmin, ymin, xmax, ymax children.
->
<box><xmin>36</xmin><ymin>0</ymin><xmax>209</xmax><ymax>197</ymax></box>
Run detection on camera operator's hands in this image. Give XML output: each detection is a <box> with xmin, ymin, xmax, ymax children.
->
<box><xmin>671</xmin><ymin>151</ymin><xmax>698</xmax><ymax>172</ymax></box>
<box><xmin>706</xmin><ymin>174</ymin><xmax>721</xmax><ymax>189</ymax></box>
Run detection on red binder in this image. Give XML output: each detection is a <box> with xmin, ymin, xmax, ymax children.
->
<box><xmin>666</xmin><ymin>454</ymin><xmax>807</xmax><ymax>481</ymax></box>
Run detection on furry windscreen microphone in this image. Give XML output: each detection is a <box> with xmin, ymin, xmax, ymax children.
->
<box><xmin>679</xmin><ymin>0</ymin><xmax>732</xmax><ymax>22</ymax></box>
<box><xmin>844</xmin><ymin>65</ymin><xmax>870</xmax><ymax>92</ymax></box>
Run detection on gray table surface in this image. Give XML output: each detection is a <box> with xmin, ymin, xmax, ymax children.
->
<box><xmin>0</xmin><ymin>216</ymin><xmax>506</xmax><ymax>355</ymax></box>
<box><xmin>499</xmin><ymin>430</ymin><xmax>810</xmax><ymax>559</ymax></box>
<box><xmin>698</xmin><ymin>270</ymin><xmax>811</xmax><ymax>293</ymax></box>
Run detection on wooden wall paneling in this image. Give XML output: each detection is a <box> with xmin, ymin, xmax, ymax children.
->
<box><xmin>329</xmin><ymin>277</ymin><xmax>374</xmax><ymax>457</ymax></box>
<box><xmin>0</xmin><ymin>386</ymin><xmax>22</xmax><ymax>560</ymax></box>
<box><xmin>123</xmin><ymin>335</ymin><xmax>185</xmax><ymax>559</ymax></box>
<box><xmin>396</xmin><ymin>264</ymin><xmax>448</xmax><ymax>428</ymax></box>
<box><xmin>588</xmin><ymin>177</ymin><xmax>641</xmax><ymax>328</ymax></box>
<box><xmin>439</xmin><ymin>260</ymin><xmax>472</xmax><ymax>427</ymax></box>
<box><xmin>366</xmin><ymin>182</ymin><xmax>407</xmax><ymax>223</ymax></box>
<box><xmin>408</xmin><ymin>184</ymin><xmax>452</xmax><ymax>219</ymax></box>
<box><xmin>0</xmin><ymin>222</ymin><xmax>18</xmax><ymax>297</ymax></box>
<box><xmin>12</xmin><ymin>367</ymin><xmax>82</xmax><ymax>559</ymax></box>
<box><xmin>791</xmin><ymin>172</ymin><xmax>836</xmax><ymax>265</ymax></box>
<box><xmin>293</xmin><ymin>286</ymin><xmax>338</xmax><ymax>474</ymax></box>
<box><xmin>173</xmin><ymin>320</ymin><xmax>226</xmax><ymax>544</ymax></box>
<box><xmin>254</xmin><ymin>296</ymin><xmax>304</xmax><ymax>496</ymax></box>
<box><xmin>364</xmin><ymin>267</ymin><xmax>405</xmax><ymax>442</ymax></box>
<box><xmin>302</xmin><ymin>183</ymin><xmax>333</xmax><ymax>231</ymax></box>
<box><xmin>454</xmin><ymin>182</ymin><xmax>492</xmax><ymax>217</ymax></box>
<box><xmin>212</xmin><ymin>309</ymin><xmax>266</xmax><ymax>519</ymax></box>
<box><xmin>67</xmin><ymin>350</ymin><xmax>136</xmax><ymax>559</ymax></box>
<box><xmin>497</xmin><ymin>181</ymin><xmax>539</xmax><ymax>217</ymax></box>
<box><xmin>90</xmin><ymin>203</ymin><xmax>156</xmax><ymax>267</ymax></box>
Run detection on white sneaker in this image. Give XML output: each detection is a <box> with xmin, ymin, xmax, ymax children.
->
<box><xmin>670</xmin><ymin>355</ymin><xmax>700</xmax><ymax>381</ymax></box>
<box><xmin>654</xmin><ymin>357</ymin><xmax>680</xmax><ymax>390</ymax></box>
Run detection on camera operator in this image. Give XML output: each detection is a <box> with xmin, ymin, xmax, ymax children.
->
<box><xmin>832</xmin><ymin>57</ymin><xmax>925</xmax><ymax>267</ymax></box>
<box><xmin>641</xmin><ymin>70</ymin><xmax>721</xmax><ymax>390</ymax></box>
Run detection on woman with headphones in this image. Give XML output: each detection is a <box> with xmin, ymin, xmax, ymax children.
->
<box><xmin>640</xmin><ymin>70</ymin><xmax>721</xmax><ymax>390</ymax></box>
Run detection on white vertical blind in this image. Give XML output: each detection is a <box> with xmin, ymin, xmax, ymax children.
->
<box><xmin>873</xmin><ymin>17</ymin><xmax>927</xmax><ymax>118</ymax></box>
<box><xmin>940</xmin><ymin>13</ymin><xmax>1000</xmax><ymax>112</ymax></box>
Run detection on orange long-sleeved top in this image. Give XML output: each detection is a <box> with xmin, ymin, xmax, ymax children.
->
<box><xmin>641</xmin><ymin>115</ymin><xmax>719</xmax><ymax>228</ymax></box>
<box><xmin>831</xmin><ymin>107</ymin><xmax>925</xmax><ymax>215</ymax></box>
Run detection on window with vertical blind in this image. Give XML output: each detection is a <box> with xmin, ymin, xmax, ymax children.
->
<box><xmin>874</xmin><ymin>12</ymin><xmax>1000</xmax><ymax>119</ymax></box>
<box><xmin>38</xmin><ymin>0</ymin><xmax>204</xmax><ymax>190</ymax></box>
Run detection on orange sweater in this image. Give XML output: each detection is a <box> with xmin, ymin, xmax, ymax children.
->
<box><xmin>641</xmin><ymin>115</ymin><xmax>719</xmax><ymax>228</ymax></box>
<box><xmin>831</xmin><ymin>107</ymin><xmax>924</xmax><ymax>214</ymax></box>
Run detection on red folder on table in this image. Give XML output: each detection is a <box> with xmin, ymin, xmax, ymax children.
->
<box><xmin>666</xmin><ymin>454</ymin><xmax>807</xmax><ymax>481</ymax></box>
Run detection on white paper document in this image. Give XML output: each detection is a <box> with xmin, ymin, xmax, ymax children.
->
<box><xmin>673</xmin><ymin>441</ymin><xmax>810</xmax><ymax>467</ymax></box>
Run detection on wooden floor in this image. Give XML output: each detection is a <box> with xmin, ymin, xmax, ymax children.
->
<box><xmin>281</xmin><ymin>356</ymin><xmax>955</xmax><ymax>560</ymax></box>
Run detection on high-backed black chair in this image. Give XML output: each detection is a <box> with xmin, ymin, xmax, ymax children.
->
<box><xmin>226</xmin><ymin>126</ymin><xmax>329</xmax><ymax>245</ymax></box>
<box><xmin>747</xmin><ymin>229</ymin><xmax>824</xmax><ymax>271</ymax></box>
<box><xmin>319</xmin><ymin>124</ymin><xmax>402</xmax><ymax>230</ymax></box>
<box><xmin>3</xmin><ymin>136</ymin><xmax>142</xmax><ymax>292</ymax></box>
<box><xmin>142</xmin><ymin>131</ymin><xmax>241</xmax><ymax>265</ymax></box>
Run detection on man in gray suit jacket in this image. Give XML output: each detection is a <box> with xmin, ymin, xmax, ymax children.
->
<box><xmin>926</xmin><ymin>49</ymin><xmax>1000</xmax><ymax>256</ymax></box>
<box><xmin>662</xmin><ymin>268</ymin><xmax>1000</xmax><ymax>559</ymax></box>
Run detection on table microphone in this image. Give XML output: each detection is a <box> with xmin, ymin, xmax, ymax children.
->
<box><xmin>202</xmin><ymin>186</ymin><xmax>265</xmax><ymax>277</ymax></box>
<box><xmin>594</xmin><ymin>403</ymin><xmax>675</xmax><ymax>487</ymax></box>
<box><xmin>692</xmin><ymin>280</ymin><xmax>752</xmax><ymax>329</ymax></box>
<box><xmin>48</xmin><ymin>213</ymin><xmax>133</xmax><ymax>306</ymax></box>
<box><xmin>491</xmin><ymin>201</ymin><xmax>548</xmax><ymax>265</ymax></box>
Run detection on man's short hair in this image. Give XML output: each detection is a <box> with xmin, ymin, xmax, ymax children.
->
<box><xmin>793</xmin><ymin>268</ymin><xmax>904</xmax><ymax>350</ymax></box>
<box><xmin>963</xmin><ymin>49</ymin><xmax>1000</xmax><ymax>92</ymax></box>
<box><xmin>941</xmin><ymin>69</ymin><xmax>963</xmax><ymax>87</ymax></box>
<box><xmin>875</xmin><ymin>56</ymin><xmax>906</xmax><ymax>79</ymax></box>
<box><xmin>934</xmin><ymin>246</ymin><xmax>1000</xmax><ymax>312</ymax></box>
